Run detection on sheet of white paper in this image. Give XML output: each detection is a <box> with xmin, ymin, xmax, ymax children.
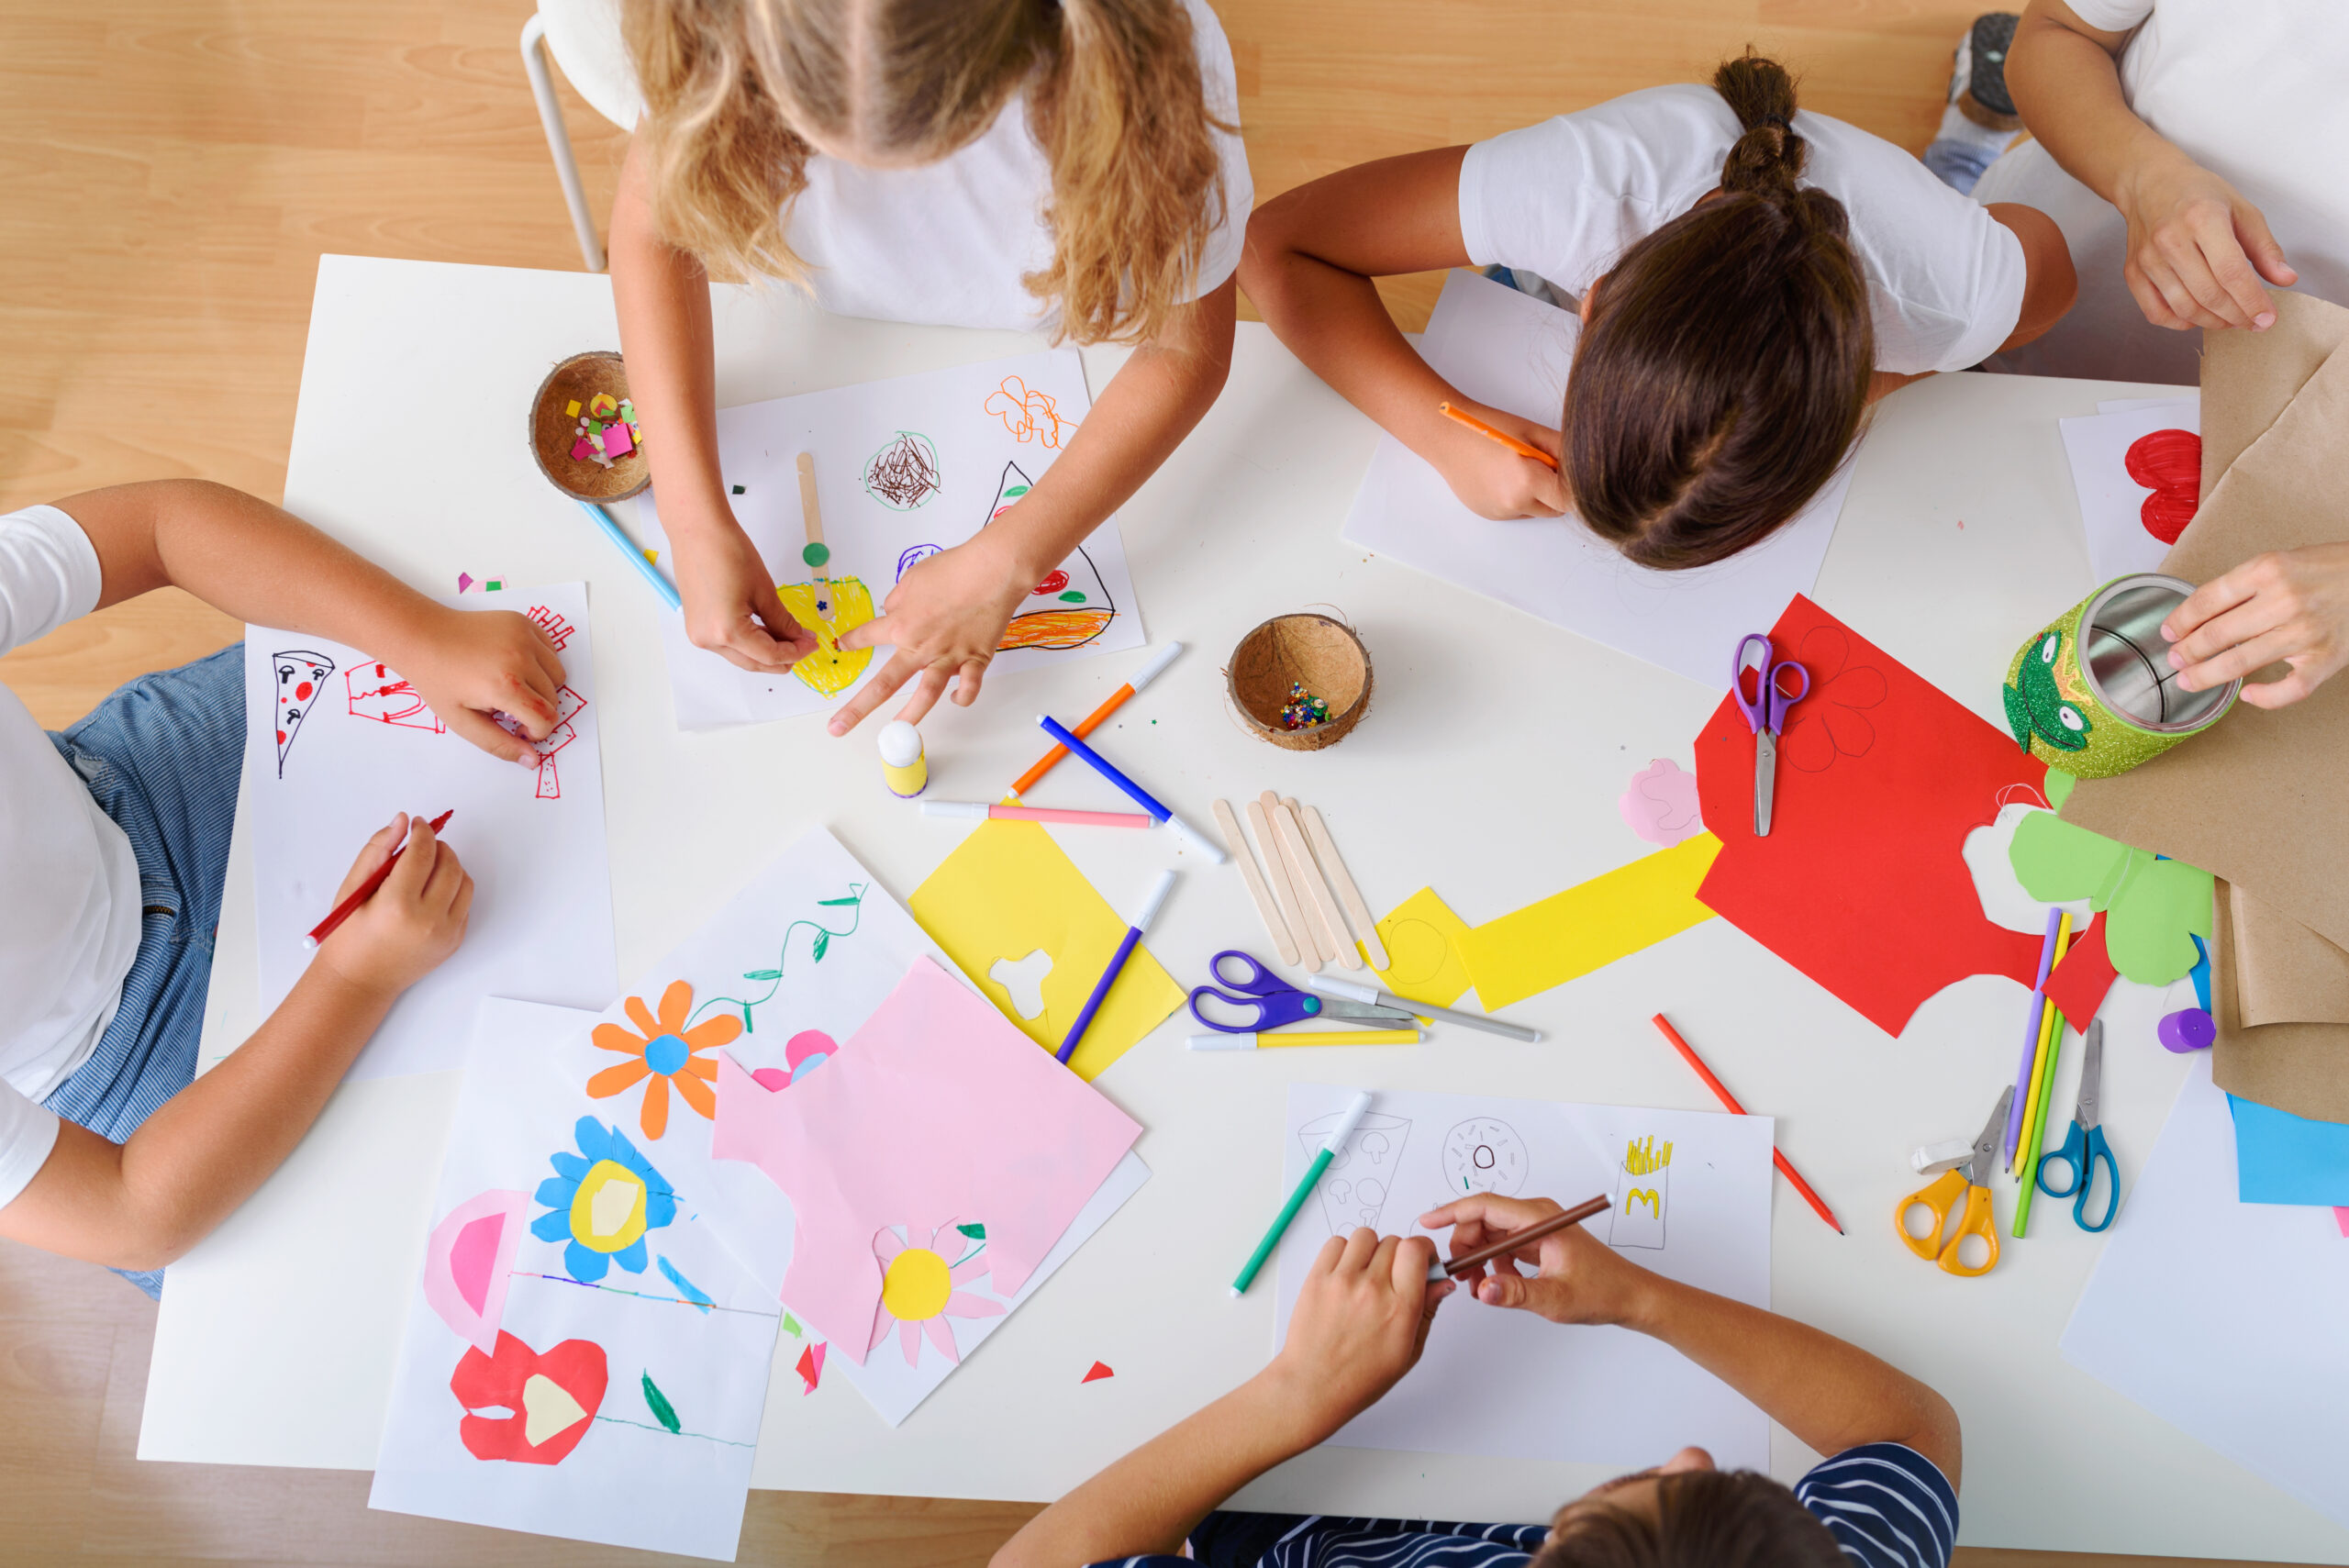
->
<box><xmin>2059</xmin><ymin>400</ymin><xmax>2204</xmax><ymax>584</ymax></box>
<box><xmin>827</xmin><ymin>1150</ymin><xmax>1151</xmax><ymax>1428</ymax></box>
<box><xmin>2059</xmin><ymin>1057</ymin><xmax>2349</xmax><ymax>1530</ymax></box>
<box><xmin>1339</xmin><ymin>271</ymin><xmax>1851</xmax><ymax>690</ymax></box>
<box><xmin>369</xmin><ymin>999</ymin><xmax>779</xmax><ymax>1562</ymax></box>
<box><xmin>1273</xmin><ymin>1084</ymin><xmax>1775</xmax><ymax>1470</ymax></box>
<box><xmin>640</xmin><ymin>350</ymin><xmax>1144</xmax><ymax>729</ymax></box>
<box><xmin>245</xmin><ymin>582</ymin><xmax>618</xmax><ymax>1079</ymax></box>
<box><xmin>2098</xmin><ymin>396</ymin><xmax>2199</xmax><ymax>416</ymax></box>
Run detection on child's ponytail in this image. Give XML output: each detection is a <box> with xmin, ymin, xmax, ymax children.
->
<box><xmin>1564</xmin><ymin>50</ymin><xmax>1874</xmax><ymax>571</ymax></box>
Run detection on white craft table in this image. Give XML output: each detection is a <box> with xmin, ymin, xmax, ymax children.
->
<box><xmin>139</xmin><ymin>254</ymin><xmax>2344</xmax><ymax>1561</ymax></box>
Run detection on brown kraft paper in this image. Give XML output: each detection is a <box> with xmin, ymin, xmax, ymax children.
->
<box><xmin>2213</xmin><ymin>880</ymin><xmax>2349</xmax><ymax>1122</ymax></box>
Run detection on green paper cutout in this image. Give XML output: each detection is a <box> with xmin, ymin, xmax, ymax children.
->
<box><xmin>2044</xmin><ymin>769</ymin><xmax>2076</xmax><ymax>810</ymax></box>
<box><xmin>956</xmin><ymin>1222</ymin><xmax>986</xmax><ymax>1240</ymax></box>
<box><xmin>641</xmin><ymin>1371</ymin><xmax>681</xmax><ymax>1434</ymax></box>
<box><xmin>2009</xmin><ymin>811</ymin><xmax>2212</xmax><ymax>984</ymax></box>
<box><xmin>782</xmin><ymin>1312</ymin><xmax>801</xmax><ymax>1338</ymax></box>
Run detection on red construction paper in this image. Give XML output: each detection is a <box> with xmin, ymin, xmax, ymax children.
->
<box><xmin>2045</xmin><ymin>914</ymin><xmax>2120</xmax><ymax>1027</ymax></box>
<box><xmin>796</xmin><ymin>1340</ymin><xmax>827</xmax><ymax>1396</ymax></box>
<box><xmin>451</xmin><ymin>1331</ymin><xmax>607</xmax><ymax>1465</ymax></box>
<box><xmin>1694</xmin><ymin>596</ymin><xmax>2049</xmax><ymax>1036</ymax></box>
<box><xmin>1081</xmin><ymin>1361</ymin><xmax>1115</xmax><ymax>1384</ymax></box>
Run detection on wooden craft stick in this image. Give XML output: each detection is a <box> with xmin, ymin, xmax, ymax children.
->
<box><xmin>1301</xmin><ymin>804</ymin><xmax>1390</xmax><ymax>972</ymax></box>
<box><xmin>1263</xmin><ymin>795</ymin><xmax>1335</xmax><ymax>965</ymax></box>
<box><xmin>795</xmin><ymin>451</ymin><xmax>831</xmax><ymax>574</ymax></box>
<box><xmin>1247</xmin><ymin>798</ymin><xmax>1320</xmax><ymax>973</ymax></box>
<box><xmin>1284</xmin><ymin>796</ymin><xmax>1361</xmax><ymax>972</ymax></box>
<box><xmin>1215</xmin><ymin>798</ymin><xmax>1298</xmax><ymax>965</ymax></box>
<box><xmin>1269</xmin><ymin>793</ymin><xmax>1356</xmax><ymax>970</ymax></box>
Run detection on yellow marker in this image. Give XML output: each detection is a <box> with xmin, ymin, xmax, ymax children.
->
<box><xmin>878</xmin><ymin>720</ymin><xmax>928</xmax><ymax>798</ymax></box>
<box><xmin>1184</xmin><ymin>1029</ymin><xmax>1421</xmax><ymax>1051</ymax></box>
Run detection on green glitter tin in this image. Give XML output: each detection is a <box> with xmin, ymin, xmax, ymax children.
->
<box><xmin>2003</xmin><ymin>573</ymin><xmax>2239</xmax><ymax>779</ymax></box>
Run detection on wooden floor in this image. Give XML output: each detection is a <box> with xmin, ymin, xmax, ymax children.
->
<box><xmin>0</xmin><ymin>2</ymin><xmax>2269</xmax><ymax>1562</ymax></box>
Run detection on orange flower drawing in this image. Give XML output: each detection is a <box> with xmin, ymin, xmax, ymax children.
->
<box><xmin>587</xmin><ymin>981</ymin><xmax>740</xmax><ymax>1140</ymax></box>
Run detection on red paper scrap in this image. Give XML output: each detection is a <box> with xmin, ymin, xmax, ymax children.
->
<box><xmin>1081</xmin><ymin>1361</ymin><xmax>1115</xmax><ymax>1384</ymax></box>
<box><xmin>1694</xmin><ymin>596</ymin><xmax>2049</xmax><ymax>1037</ymax></box>
<box><xmin>796</xmin><ymin>1340</ymin><xmax>827</xmax><ymax>1395</ymax></box>
<box><xmin>2045</xmin><ymin>914</ymin><xmax>2120</xmax><ymax>1027</ymax></box>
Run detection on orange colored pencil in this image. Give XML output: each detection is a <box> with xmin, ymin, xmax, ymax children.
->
<box><xmin>1651</xmin><ymin>1013</ymin><xmax>1843</xmax><ymax>1234</ymax></box>
<box><xmin>1439</xmin><ymin>401</ymin><xmax>1561</xmax><ymax>472</ymax></box>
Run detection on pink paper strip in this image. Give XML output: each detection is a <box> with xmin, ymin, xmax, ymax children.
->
<box><xmin>712</xmin><ymin>957</ymin><xmax>1141</xmax><ymax>1365</ymax></box>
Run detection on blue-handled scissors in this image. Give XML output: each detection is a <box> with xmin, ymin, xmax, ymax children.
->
<box><xmin>2036</xmin><ymin>1018</ymin><xmax>2121</xmax><ymax>1231</ymax></box>
<box><xmin>1734</xmin><ymin>632</ymin><xmax>1810</xmax><ymax>838</ymax></box>
<box><xmin>1188</xmin><ymin>951</ymin><xmax>1418</xmax><ymax>1034</ymax></box>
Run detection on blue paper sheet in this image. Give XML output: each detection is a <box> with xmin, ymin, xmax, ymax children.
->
<box><xmin>2228</xmin><ymin>1093</ymin><xmax>2349</xmax><ymax>1206</ymax></box>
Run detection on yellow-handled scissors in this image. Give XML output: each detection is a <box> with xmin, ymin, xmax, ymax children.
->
<box><xmin>1896</xmin><ymin>1085</ymin><xmax>2013</xmax><ymax>1277</ymax></box>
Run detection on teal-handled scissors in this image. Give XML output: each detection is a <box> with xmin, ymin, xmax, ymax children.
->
<box><xmin>2036</xmin><ymin>1018</ymin><xmax>2121</xmax><ymax>1231</ymax></box>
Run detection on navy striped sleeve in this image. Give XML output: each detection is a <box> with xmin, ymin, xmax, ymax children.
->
<box><xmin>1791</xmin><ymin>1442</ymin><xmax>1958</xmax><ymax>1568</ymax></box>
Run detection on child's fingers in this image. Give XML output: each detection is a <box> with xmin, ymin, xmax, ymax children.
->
<box><xmin>1419</xmin><ymin>1193</ymin><xmax>1553</xmax><ymax>1233</ymax></box>
<box><xmin>448</xmin><ymin>706</ymin><xmax>540</xmax><ymax>767</ymax></box>
<box><xmin>1336</xmin><ymin>1227</ymin><xmax>1380</xmax><ymax>1274</ymax></box>
<box><xmin>950</xmin><ymin>658</ymin><xmax>987</xmax><ymax>708</ymax></box>
<box><xmin>420</xmin><ymin>839</ymin><xmax>468</xmax><ymax>909</ymax></box>
<box><xmin>446</xmin><ymin>873</ymin><xmax>476</xmax><ymax>938</ymax></box>
<box><xmin>827</xmin><ymin>648</ymin><xmax>918</xmax><ymax>735</ymax></box>
<box><xmin>381</xmin><ymin>817</ymin><xmax>439</xmax><ymax>902</ymax></box>
<box><xmin>332</xmin><ymin>815</ymin><xmax>410</xmax><ymax>901</ymax></box>
<box><xmin>1308</xmin><ymin>1232</ymin><xmax>1348</xmax><ymax>1277</ymax></box>
<box><xmin>890</xmin><ymin>663</ymin><xmax>954</xmax><ymax>728</ymax></box>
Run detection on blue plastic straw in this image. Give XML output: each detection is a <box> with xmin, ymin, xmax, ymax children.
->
<box><xmin>575</xmin><ymin>500</ymin><xmax>682</xmax><ymax>611</ymax></box>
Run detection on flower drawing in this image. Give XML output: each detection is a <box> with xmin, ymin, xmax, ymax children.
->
<box><xmin>1777</xmin><ymin>625</ymin><xmax>1889</xmax><ymax>775</ymax></box>
<box><xmin>867</xmin><ymin>1221</ymin><xmax>1006</xmax><ymax>1367</ymax></box>
<box><xmin>531</xmin><ymin>1118</ymin><xmax>677</xmax><ymax>1282</ymax></box>
<box><xmin>588</xmin><ymin>980</ymin><xmax>740</xmax><ymax>1140</ymax></box>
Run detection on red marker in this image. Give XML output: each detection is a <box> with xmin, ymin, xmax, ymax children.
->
<box><xmin>305</xmin><ymin>810</ymin><xmax>453</xmax><ymax>950</ymax></box>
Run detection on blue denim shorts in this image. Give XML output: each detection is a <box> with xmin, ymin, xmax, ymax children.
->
<box><xmin>45</xmin><ymin>643</ymin><xmax>244</xmax><ymax>1296</ymax></box>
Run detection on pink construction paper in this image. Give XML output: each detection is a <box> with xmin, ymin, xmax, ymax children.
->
<box><xmin>2335</xmin><ymin>1207</ymin><xmax>2349</xmax><ymax>1239</ymax></box>
<box><xmin>423</xmin><ymin>1189</ymin><xmax>527</xmax><ymax>1353</ymax></box>
<box><xmin>711</xmin><ymin>957</ymin><xmax>1141</xmax><ymax>1366</ymax></box>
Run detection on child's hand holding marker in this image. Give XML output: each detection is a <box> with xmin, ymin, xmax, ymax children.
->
<box><xmin>394</xmin><ymin>606</ymin><xmax>571</xmax><ymax>767</ymax></box>
<box><xmin>1265</xmin><ymin>1229</ymin><xmax>1453</xmax><ymax>1443</ymax></box>
<box><xmin>312</xmin><ymin>813</ymin><xmax>474</xmax><ymax>997</ymax></box>
<box><xmin>1428</xmin><ymin>399</ymin><xmax>1568</xmax><ymax>521</ymax></box>
<box><xmin>1422</xmin><ymin>1192</ymin><xmax>1645</xmax><ymax>1324</ymax></box>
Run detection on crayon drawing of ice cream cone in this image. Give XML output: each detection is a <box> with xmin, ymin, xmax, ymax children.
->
<box><xmin>1607</xmin><ymin>1135</ymin><xmax>1672</xmax><ymax>1250</ymax></box>
<box><xmin>981</xmin><ymin>460</ymin><xmax>1119</xmax><ymax>651</ymax></box>
<box><xmin>779</xmin><ymin>450</ymin><xmax>875</xmax><ymax>698</ymax></box>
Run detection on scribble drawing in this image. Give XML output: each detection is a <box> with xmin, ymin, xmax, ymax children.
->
<box><xmin>1299</xmin><ymin>1111</ymin><xmax>1412</xmax><ymax>1235</ymax></box>
<box><xmin>525</xmin><ymin>603</ymin><xmax>578</xmax><ymax>651</ymax></box>
<box><xmin>979</xmin><ymin>461</ymin><xmax>1118</xmax><ymax>651</ymax></box>
<box><xmin>346</xmin><ymin>662</ymin><xmax>445</xmax><ymax>733</ymax></box>
<box><xmin>896</xmin><ymin>543</ymin><xmax>942</xmax><ymax>583</ymax></box>
<box><xmin>984</xmin><ymin>375</ymin><xmax>1076</xmax><ymax>448</ymax></box>
<box><xmin>1607</xmin><ymin>1135</ymin><xmax>1673</xmax><ymax>1250</ymax></box>
<box><xmin>2123</xmin><ymin>427</ymin><xmax>2201</xmax><ymax>545</ymax></box>
<box><xmin>1440</xmin><ymin>1117</ymin><xmax>1527</xmax><ymax>1200</ymax></box>
<box><xmin>451</xmin><ymin>1330</ymin><xmax>607</xmax><ymax>1465</ymax></box>
<box><xmin>866</xmin><ymin>1219</ymin><xmax>1004</xmax><ymax>1367</ymax></box>
<box><xmin>774</xmin><ymin>576</ymin><xmax>877</xmax><ymax>698</ymax></box>
<box><xmin>270</xmin><ymin>650</ymin><xmax>336</xmax><ymax>778</ymax></box>
<box><xmin>863</xmin><ymin>431</ymin><xmax>942</xmax><ymax>510</ymax></box>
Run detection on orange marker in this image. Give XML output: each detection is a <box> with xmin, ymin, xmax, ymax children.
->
<box><xmin>1439</xmin><ymin>402</ymin><xmax>1560</xmax><ymax>472</ymax></box>
<box><xmin>1006</xmin><ymin>642</ymin><xmax>1183</xmax><ymax>800</ymax></box>
<box><xmin>1651</xmin><ymin>1013</ymin><xmax>1843</xmax><ymax>1234</ymax></box>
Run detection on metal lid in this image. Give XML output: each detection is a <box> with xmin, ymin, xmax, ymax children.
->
<box><xmin>2079</xmin><ymin>573</ymin><xmax>2240</xmax><ymax>734</ymax></box>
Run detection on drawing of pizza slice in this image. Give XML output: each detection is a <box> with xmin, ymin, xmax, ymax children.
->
<box><xmin>981</xmin><ymin>461</ymin><xmax>1119</xmax><ymax>651</ymax></box>
<box><xmin>271</xmin><ymin>650</ymin><xmax>336</xmax><ymax>778</ymax></box>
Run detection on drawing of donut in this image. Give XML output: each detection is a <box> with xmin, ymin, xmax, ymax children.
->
<box><xmin>1440</xmin><ymin>1118</ymin><xmax>1527</xmax><ymax>1197</ymax></box>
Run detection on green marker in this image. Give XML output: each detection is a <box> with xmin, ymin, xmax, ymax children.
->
<box><xmin>1231</xmin><ymin>1089</ymin><xmax>1373</xmax><ymax>1297</ymax></box>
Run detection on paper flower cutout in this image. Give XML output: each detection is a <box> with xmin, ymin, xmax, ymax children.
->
<box><xmin>748</xmin><ymin>1029</ymin><xmax>836</xmax><ymax>1092</ymax></box>
<box><xmin>1775</xmin><ymin>625</ymin><xmax>1888</xmax><ymax>774</ymax></box>
<box><xmin>1618</xmin><ymin>759</ymin><xmax>1705</xmax><ymax>847</ymax></box>
<box><xmin>2008</xmin><ymin>810</ymin><xmax>2213</xmax><ymax>984</ymax></box>
<box><xmin>588</xmin><ymin>981</ymin><xmax>740</xmax><ymax>1140</ymax></box>
<box><xmin>451</xmin><ymin>1331</ymin><xmax>607</xmax><ymax>1465</ymax></box>
<box><xmin>531</xmin><ymin>1118</ymin><xmax>678</xmax><ymax>1282</ymax></box>
<box><xmin>866</xmin><ymin>1221</ymin><xmax>1006</xmax><ymax>1367</ymax></box>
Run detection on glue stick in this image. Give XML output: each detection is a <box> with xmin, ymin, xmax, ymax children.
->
<box><xmin>878</xmin><ymin>721</ymin><xmax>928</xmax><ymax>798</ymax></box>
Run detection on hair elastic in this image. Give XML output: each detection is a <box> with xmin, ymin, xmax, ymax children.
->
<box><xmin>1758</xmin><ymin>113</ymin><xmax>1791</xmax><ymax>133</ymax></box>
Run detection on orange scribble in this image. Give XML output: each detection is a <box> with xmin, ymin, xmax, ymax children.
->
<box><xmin>984</xmin><ymin>376</ymin><xmax>1076</xmax><ymax>448</ymax></box>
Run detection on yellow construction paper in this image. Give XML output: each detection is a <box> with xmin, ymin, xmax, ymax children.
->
<box><xmin>908</xmin><ymin>819</ymin><xmax>1185</xmax><ymax>1081</ymax></box>
<box><xmin>1457</xmin><ymin>833</ymin><xmax>1723</xmax><ymax>1010</ymax></box>
<box><xmin>1372</xmin><ymin>888</ymin><xmax>1477</xmax><ymax>1008</ymax></box>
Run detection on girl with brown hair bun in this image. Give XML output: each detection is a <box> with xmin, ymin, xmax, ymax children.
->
<box><xmin>610</xmin><ymin>0</ymin><xmax>1251</xmax><ymax>733</ymax></box>
<box><xmin>1243</xmin><ymin>52</ymin><xmax>2076</xmax><ymax>571</ymax></box>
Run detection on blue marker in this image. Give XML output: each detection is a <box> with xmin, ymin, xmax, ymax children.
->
<box><xmin>1035</xmin><ymin>715</ymin><xmax>1227</xmax><ymax>862</ymax></box>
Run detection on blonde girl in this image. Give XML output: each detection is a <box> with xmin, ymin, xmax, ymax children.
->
<box><xmin>611</xmin><ymin>0</ymin><xmax>1252</xmax><ymax>733</ymax></box>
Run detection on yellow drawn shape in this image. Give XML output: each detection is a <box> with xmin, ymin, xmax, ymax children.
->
<box><xmin>881</xmin><ymin>1247</ymin><xmax>952</xmax><ymax>1321</ymax></box>
<box><xmin>909</xmin><ymin>818</ymin><xmax>1186</xmax><ymax>1082</ymax></box>
<box><xmin>1623</xmin><ymin>1187</ymin><xmax>1662</xmax><ymax>1218</ymax></box>
<box><xmin>776</xmin><ymin>576</ymin><xmax>876</xmax><ymax>699</ymax></box>
<box><xmin>1623</xmin><ymin>1136</ymin><xmax>1674</xmax><ymax>1176</ymax></box>
<box><xmin>1455</xmin><ymin>833</ymin><xmax>1723</xmax><ymax>1011</ymax></box>
<box><xmin>1372</xmin><ymin>888</ymin><xmax>1477</xmax><ymax>1008</ymax></box>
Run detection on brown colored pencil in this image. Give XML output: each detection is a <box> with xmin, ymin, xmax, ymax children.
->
<box><xmin>1432</xmin><ymin>1194</ymin><xmax>1611</xmax><ymax>1280</ymax></box>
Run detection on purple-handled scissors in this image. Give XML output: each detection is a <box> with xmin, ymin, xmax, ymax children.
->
<box><xmin>1733</xmin><ymin>632</ymin><xmax>1809</xmax><ymax>838</ymax></box>
<box><xmin>1187</xmin><ymin>951</ymin><xmax>1417</xmax><ymax>1034</ymax></box>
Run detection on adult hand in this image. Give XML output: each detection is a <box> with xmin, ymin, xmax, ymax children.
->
<box><xmin>2164</xmin><ymin>545</ymin><xmax>2349</xmax><ymax>708</ymax></box>
<box><xmin>313</xmin><ymin>814</ymin><xmax>474</xmax><ymax>997</ymax></box>
<box><xmin>1430</xmin><ymin>402</ymin><xmax>1569</xmax><ymax>520</ymax></box>
<box><xmin>829</xmin><ymin>527</ymin><xmax>1035</xmax><ymax>736</ymax></box>
<box><xmin>670</xmin><ymin>508</ymin><xmax>820</xmax><ymax>674</ymax></box>
<box><xmin>2113</xmin><ymin>149</ymin><xmax>2298</xmax><ymax>332</ymax></box>
<box><xmin>1266</xmin><ymin>1229</ymin><xmax>1451</xmax><ymax>1441</ymax></box>
<box><xmin>395</xmin><ymin>608</ymin><xmax>566</xmax><ymax>767</ymax></box>
<box><xmin>1419</xmin><ymin>1193</ymin><xmax>1649</xmax><ymax>1326</ymax></box>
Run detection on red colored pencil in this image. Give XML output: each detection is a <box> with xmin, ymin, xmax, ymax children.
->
<box><xmin>305</xmin><ymin>809</ymin><xmax>454</xmax><ymax>950</ymax></box>
<box><xmin>1650</xmin><ymin>1013</ymin><xmax>1843</xmax><ymax>1234</ymax></box>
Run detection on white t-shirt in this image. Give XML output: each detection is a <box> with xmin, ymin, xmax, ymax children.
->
<box><xmin>1458</xmin><ymin>84</ymin><xmax>2028</xmax><ymax>375</ymax></box>
<box><xmin>1975</xmin><ymin>0</ymin><xmax>2349</xmax><ymax>384</ymax></box>
<box><xmin>784</xmin><ymin>0</ymin><xmax>1252</xmax><ymax>333</ymax></box>
<box><xmin>0</xmin><ymin>504</ymin><xmax>140</xmax><ymax>1208</ymax></box>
